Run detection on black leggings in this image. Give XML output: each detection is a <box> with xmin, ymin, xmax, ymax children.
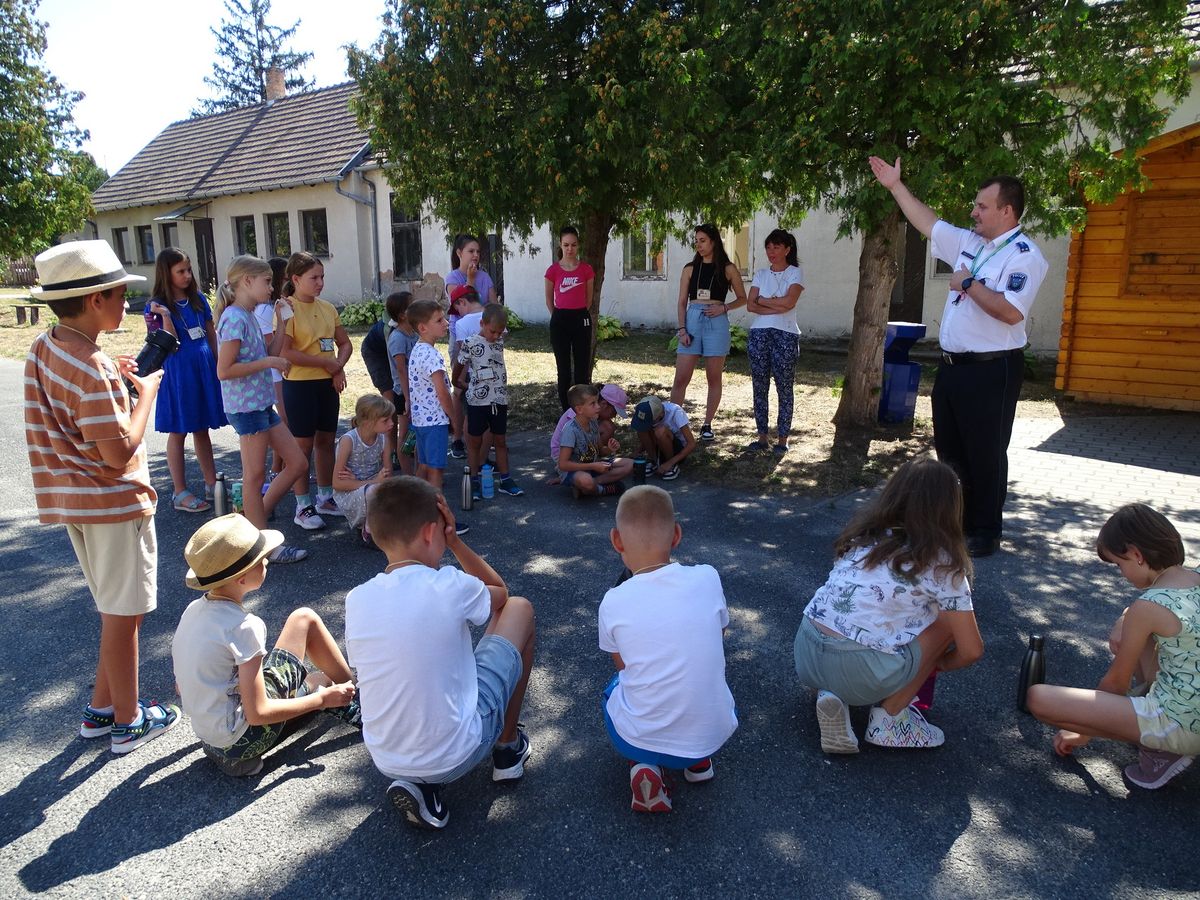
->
<box><xmin>550</xmin><ymin>307</ymin><xmax>594</xmax><ymax>411</ymax></box>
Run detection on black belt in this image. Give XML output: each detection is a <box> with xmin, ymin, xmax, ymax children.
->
<box><xmin>940</xmin><ymin>348</ymin><xmax>1023</xmax><ymax>366</ymax></box>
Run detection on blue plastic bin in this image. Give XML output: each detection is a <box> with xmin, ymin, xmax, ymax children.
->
<box><xmin>879</xmin><ymin>321</ymin><xmax>927</xmax><ymax>424</ymax></box>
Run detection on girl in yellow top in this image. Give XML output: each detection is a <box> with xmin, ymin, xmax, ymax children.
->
<box><xmin>279</xmin><ymin>252</ymin><xmax>353</xmax><ymax>530</ymax></box>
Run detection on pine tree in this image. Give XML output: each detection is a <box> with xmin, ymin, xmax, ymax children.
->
<box><xmin>192</xmin><ymin>0</ymin><xmax>314</xmax><ymax>116</ymax></box>
<box><xmin>0</xmin><ymin>0</ymin><xmax>93</xmax><ymax>256</ymax></box>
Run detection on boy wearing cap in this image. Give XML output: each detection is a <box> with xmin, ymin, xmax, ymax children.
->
<box><xmin>173</xmin><ymin>515</ymin><xmax>360</xmax><ymax>777</ymax></box>
<box><xmin>550</xmin><ymin>383</ymin><xmax>627</xmax><ymax>465</ymax></box>
<box><xmin>345</xmin><ymin>477</ymin><xmax>536</xmax><ymax>830</ymax></box>
<box><xmin>24</xmin><ymin>240</ymin><xmax>179</xmax><ymax>753</ymax></box>
<box><xmin>631</xmin><ymin>395</ymin><xmax>697</xmax><ymax>481</ymax></box>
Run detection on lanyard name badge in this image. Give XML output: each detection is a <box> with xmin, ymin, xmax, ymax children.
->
<box><xmin>695</xmin><ymin>264</ymin><xmax>717</xmax><ymax>302</ymax></box>
<box><xmin>956</xmin><ymin>229</ymin><xmax>1022</xmax><ymax>305</ymax></box>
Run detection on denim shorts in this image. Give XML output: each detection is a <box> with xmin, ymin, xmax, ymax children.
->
<box><xmin>227</xmin><ymin>405</ymin><xmax>281</xmax><ymax>437</ymax></box>
<box><xmin>401</xmin><ymin>635</ymin><xmax>523</xmax><ymax>784</ymax></box>
<box><xmin>413</xmin><ymin>424</ymin><xmax>449</xmax><ymax>470</ymax></box>
<box><xmin>677</xmin><ymin>303</ymin><xmax>731</xmax><ymax>357</ymax></box>
<box><xmin>793</xmin><ymin>616</ymin><xmax>922</xmax><ymax>707</ymax></box>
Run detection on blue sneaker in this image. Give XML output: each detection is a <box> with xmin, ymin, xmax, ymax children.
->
<box><xmin>110</xmin><ymin>701</ymin><xmax>180</xmax><ymax>755</ymax></box>
<box><xmin>498</xmin><ymin>477</ymin><xmax>524</xmax><ymax>496</ymax></box>
<box><xmin>454</xmin><ymin>520</ymin><xmax>470</xmax><ymax>536</ymax></box>
<box><xmin>80</xmin><ymin>705</ymin><xmax>114</xmax><ymax>739</ymax></box>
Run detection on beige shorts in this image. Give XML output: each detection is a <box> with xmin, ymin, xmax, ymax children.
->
<box><xmin>1131</xmin><ymin>692</ymin><xmax>1200</xmax><ymax>756</ymax></box>
<box><xmin>66</xmin><ymin>516</ymin><xmax>157</xmax><ymax>617</ymax></box>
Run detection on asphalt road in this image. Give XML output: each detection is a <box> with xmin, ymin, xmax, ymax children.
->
<box><xmin>0</xmin><ymin>357</ymin><xmax>1195</xmax><ymax>899</ymax></box>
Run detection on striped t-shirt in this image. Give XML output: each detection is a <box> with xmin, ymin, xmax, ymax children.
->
<box><xmin>24</xmin><ymin>331</ymin><xmax>155</xmax><ymax>524</ymax></box>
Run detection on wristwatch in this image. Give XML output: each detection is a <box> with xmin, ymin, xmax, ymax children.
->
<box><xmin>960</xmin><ymin>276</ymin><xmax>974</xmax><ymax>291</ymax></box>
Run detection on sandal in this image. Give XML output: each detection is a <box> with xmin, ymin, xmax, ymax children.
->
<box><xmin>172</xmin><ymin>490</ymin><xmax>211</xmax><ymax>513</ymax></box>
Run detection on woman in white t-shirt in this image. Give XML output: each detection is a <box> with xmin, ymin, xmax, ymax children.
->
<box><xmin>745</xmin><ymin>229</ymin><xmax>805</xmax><ymax>454</ymax></box>
<box><xmin>794</xmin><ymin>458</ymin><xmax>985</xmax><ymax>754</ymax></box>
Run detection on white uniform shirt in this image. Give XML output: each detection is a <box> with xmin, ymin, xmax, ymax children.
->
<box><xmin>599</xmin><ymin>562</ymin><xmax>738</xmax><ymax>758</ymax></box>
<box><xmin>345</xmin><ymin>564</ymin><xmax>492</xmax><ymax>779</ymax></box>
<box><xmin>929</xmin><ymin>221</ymin><xmax>1048</xmax><ymax>353</ymax></box>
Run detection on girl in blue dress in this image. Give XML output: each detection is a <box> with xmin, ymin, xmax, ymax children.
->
<box><xmin>145</xmin><ymin>248</ymin><xmax>227</xmax><ymax>511</ymax></box>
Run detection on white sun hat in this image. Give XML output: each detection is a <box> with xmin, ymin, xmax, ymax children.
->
<box><xmin>32</xmin><ymin>240</ymin><xmax>146</xmax><ymax>301</ymax></box>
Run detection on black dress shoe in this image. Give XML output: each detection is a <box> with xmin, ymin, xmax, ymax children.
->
<box><xmin>967</xmin><ymin>535</ymin><xmax>1000</xmax><ymax>558</ymax></box>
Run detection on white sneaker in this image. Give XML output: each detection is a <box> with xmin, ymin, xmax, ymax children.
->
<box><xmin>293</xmin><ymin>505</ymin><xmax>326</xmax><ymax>530</ymax></box>
<box><xmin>815</xmin><ymin>690</ymin><xmax>859</xmax><ymax>754</ymax></box>
<box><xmin>864</xmin><ymin>703</ymin><xmax>944</xmax><ymax>749</ymax></box>
<box><xmin>315</xmin><ymin>495</ymin><xmax>344</xmax><ymax>517</ymax></box>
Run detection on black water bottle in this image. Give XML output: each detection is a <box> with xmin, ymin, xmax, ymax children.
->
<box><xmin>1017</xmin><ymin>635</ymin><xmax>1046</xmax><ymax>714</ymax></box>
<box><xmin>633</xmin><ymin>455</ymin><xmax>647</xmax><ymax>485</ymax></box>
<box><xmin>126</xmin><ymin>329</ymin><xmax>179</xmax><ymax>397</ymax></box>
<box><xmin>212</xmin><ymin>473</ymin><xmax>229</xmax><ymax>518</ymax></box>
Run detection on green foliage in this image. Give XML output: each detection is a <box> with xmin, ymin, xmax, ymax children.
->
<box><xmin>501</xmin><ymin>307</ymin><xmax>524</xmax><ymax>331</ymax></box>
<box><xmin>729</xmin><ymin>324</ymin><xmax>748</xmax><ymax>356</ymax></box>
<box><xmin>596</xmin><ymin>314</ymin><xmax>625</xmax><ymax>342</ymax></box>
<box><xmin>339</xmin><ymin>300</ymin><xmax>385</xmax><ymax>327</ymax></box>
<box><xmin>192</xmin><ymin>0</ymin><xmax>314</xmax><ymax>116</ymax></box>
<box><xmin>0</xmin><ymin>0</ymin><xmax>93</xmax><ymax>257</ymax></box>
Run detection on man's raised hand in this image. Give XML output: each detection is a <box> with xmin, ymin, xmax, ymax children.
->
<box><xmin>869</xmin><ymin>156</ymin><xmax>902</xmax><ymax>189</ymax></box>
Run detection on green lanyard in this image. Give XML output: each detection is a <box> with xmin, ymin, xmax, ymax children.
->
<box><xmin>969</xmin><ymin>229</ymin><xmax>1023</xmax><ymax>279</ymax></box>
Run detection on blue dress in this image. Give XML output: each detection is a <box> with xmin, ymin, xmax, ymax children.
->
<box><xmin>153</xmin><ymin>296</ymin><xmax>228</xmax><ymax>434</ymax></box>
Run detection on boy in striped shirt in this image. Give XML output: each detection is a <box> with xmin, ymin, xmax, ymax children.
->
<box><xmin>24</xmin><ymin>241</ymin><xmax>180</xmax><ymax>754</ymax></box>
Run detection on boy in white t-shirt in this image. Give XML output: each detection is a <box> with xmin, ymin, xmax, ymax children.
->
<box><xmin>172</xmin><ymin>515</ymin><xmax>360</xmax><ymax>777</ymax></box>
<box><xmin>448</xmin><ymin>285</ymin><xmax>485</xmax><ymax>460</ymax></box>
<box><xmin>599</xmin><ymin>486</ymin><xmax>738</xmax><ymax>813</ymax></box>
<box><xmin>345</xmin><ymin>476</ymin><xmax>536</xmax><ymax>830</ymax></box>
<box><xmin>630</xmin><ymin>394</ymin><xmax>698</xmax><ymax>481</ymax></box>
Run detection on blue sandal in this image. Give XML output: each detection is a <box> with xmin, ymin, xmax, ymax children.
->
<box><xmin>172</xmin><ymin>490</ymin><xmax>211</xmax><ymax>513</ymax></box>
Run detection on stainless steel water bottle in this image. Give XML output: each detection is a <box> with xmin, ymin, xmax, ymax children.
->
<box><xmin>460</xmin><ymin>465</ymin><xmax>473</xmax><ymax>511</ymax></box>
<box><xmin>212</xmin><ymin>473</ymin><xmax>229</xmax><ymax>517</ymax></box>
<box><xmin>1017</xmin><ymin>635</ymin><xmax>1046</xmax><ymax>713</ymax></box>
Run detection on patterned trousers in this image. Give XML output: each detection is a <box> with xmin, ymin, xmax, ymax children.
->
<box><xmin>749</xmin><ymin>328</ymin><xmax>799</xmax><ymax>438</ymax></box>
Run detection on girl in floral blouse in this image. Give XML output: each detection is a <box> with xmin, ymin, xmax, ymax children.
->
<box><xmin>794</xmin><ymin>458</ymin><xmax>984</xmax><ymax>753</ymax></box>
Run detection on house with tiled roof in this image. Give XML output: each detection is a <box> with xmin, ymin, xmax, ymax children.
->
<box><xmin>90</xmin><ymin>76</ymin><xmax>422</xmax><ymax>299</ymax></box>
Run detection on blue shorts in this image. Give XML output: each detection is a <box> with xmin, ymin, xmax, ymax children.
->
<box><xmin>227</xmin><ymin>406</ymin><xmax>281</xmax><ymax>437</ymax></box>
<box><xmin>401</xmin><ymin>635</ymin><xmax>523</xmax><ymax>784</ymax></box>
<box><xmin>793</xmin><ymin>617</ymin><xmax>922</xmax><ymax>707</ymax></box>
<box><xmin>601</xmin><ymin>674</ymin><xmax>707</xmax><ymax>768</ymax></box>
<box><xmin>677</xmin><ymin>304</ymin><xmax>731</xmax><ymax>357</ymax></box>
<box><xmin>413</xmin><ymin>424</ymin><xmax>450</xmax><ymax>469</ymax></box>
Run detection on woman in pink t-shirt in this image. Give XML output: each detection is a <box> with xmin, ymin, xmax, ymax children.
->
<box><xmin>544</xmin><ymin>226</ymin><xmax>596</xmax><ymax>411</ymax></box>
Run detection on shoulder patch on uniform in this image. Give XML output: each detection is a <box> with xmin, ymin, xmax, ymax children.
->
<box><xmin>1007</xmin><ymin>273</ymin><xmax>1028</xmax><ymax>292</ymax></box>
<box><xmin>1016</xmin><ymin>241</ymin><xmax>1030</xmax><ymax>252</ymax></box>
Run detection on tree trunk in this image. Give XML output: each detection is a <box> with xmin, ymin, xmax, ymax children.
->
<box><xmin>581</xmin><ymin>210</ymin><xmax>617</xmax><ymax>364</ymax></box>
<box><xmin>832</xmin><ymin>210</ymin><xmax>903</xmax><ymax>428</ymax></box>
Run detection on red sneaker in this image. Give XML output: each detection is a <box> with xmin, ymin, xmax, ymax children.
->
<box><xmin>630</xmin><ymin>763</ymin><xmax>672</xmax><ymax>813</ymax></box>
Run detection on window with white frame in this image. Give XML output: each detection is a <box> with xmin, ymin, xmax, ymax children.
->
<box><xmin>159</xmin><ymin>222</ymin><xmax>179</xmax><ymax>250</ymax></box>
<box><xmin>111</xmin><ymin>227</ymin><xmax>131</xmax><ymax>264</ymax></box>
<box><xmin>720</xmin><ymin>222</ymin><xmax>751</xmax><ymax>277</ymax></box>
<box><xmin>264</xmin><ymin>212</ymin><xmax>290</xmax><ymax>258</ymax></box>
<box><xmin>390</xmin><ymin>197</ymin><xmax>422</xmax><ymax>280</ymax></box>
<box><xmin>623</xmin><ymin>224</ymin><xmax>665</xmax><ymax>278</ymax></box>
<box><xmin>136</xmin><ymin>226</ymin><xmax>155</xmax><ymax>264</ymax></box>
<box><xmin>301</xmin><ymin>209</ymin><xmax>329</xmax><ymax>257</ymax></box>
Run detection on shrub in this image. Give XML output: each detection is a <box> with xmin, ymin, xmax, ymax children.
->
<box><xmin>340</xmin><ymin>300</ymin><xmax>385</xmax><ymax>327</ymax></box>
<box><xmin>667</xmin><ymin>323</ymin><xmax>748</xmax><ymax>355</ymax></box>
<box><xmin>502</xmin><ymin>307</ymin><xmax>525</xmax><ymax>331</ymax></box>
<box><xmin>596</xmin><ymin>314</ymin><xmax>625</xmax><ymax>342</ymax></box>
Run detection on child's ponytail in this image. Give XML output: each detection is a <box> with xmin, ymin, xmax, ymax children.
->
<box><xmin>213</xmin><ymin>281</ymin><xmax>235</xmax><ymax>324</ymax></box>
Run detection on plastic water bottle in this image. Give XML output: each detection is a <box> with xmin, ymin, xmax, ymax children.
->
<box><xmin>212</xmin><ymin>473</ymin><xmax>229</xmax><ymax>517</ymax></box>
<box><xmin>231</xmin><ymin>481</ymin><xmax>243</xmax><ymax>514</ymax></box>
<box><xmin>481</xmin><ymin>464</ymin><xmax>495</xmax><ymax>499</ymax></box>
<box><xmin>1017</xmin><ymin>635</ymin><xmax>1046</xmax><ymax>714</ymax></box>
<box><xmin>633</xmin><ymin>455</ymin><xmax>647</xmax><ymax>485</ymax></box>
<box><xmin>460</xmin><ymin>465</ymin><xmax>473</xmax><ymax>511</ymax></box>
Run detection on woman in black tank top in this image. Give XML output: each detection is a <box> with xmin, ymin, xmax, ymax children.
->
<box><xmin>669</xmin><ymin>224</ymin><xmax>747</xmax><ymax>442</ymax></box>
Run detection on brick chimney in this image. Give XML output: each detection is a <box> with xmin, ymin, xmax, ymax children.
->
<box><xmin>265</xmin><ymin>66</ymin><xmax>286</xmax><ymax>102</ymax></box>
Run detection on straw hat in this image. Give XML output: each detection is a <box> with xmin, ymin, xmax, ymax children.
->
<box><xmin>32</xmin><ymin>240</ymin><xmax>146</xmax><ymax>301</ymax></box>
<box><xmin>184</xmin><ymin>514</ymin><xmax>283</xmax><ymax>591</ymax></box>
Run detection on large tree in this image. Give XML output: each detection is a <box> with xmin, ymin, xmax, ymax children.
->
<box><xmin>193</xmin><ymin>0</ymin><xmax>314</xmax><ymax>116</ymax></box>
<box><xmin>753</xmin><ymin>0</ymin><xmax>1193</xmax><ymax>426</ymax></box>
<box><xmin>0</xmin><ymin>0</ymin><xmax>93</xmax><ymax>257</ymax></box>
<box><xmin>349</xmin><ymin>0</ymin><xmax>763</xmax><ymax>359</ymax></box>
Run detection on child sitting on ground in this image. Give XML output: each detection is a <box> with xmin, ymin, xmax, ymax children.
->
<box><xmin>1028</xmin><ymin>504</ymin><xmax>1200</xmax><ymax>790</ymax></box>
<box><xmin>557</xmin><ymin>383</ymin><xmax>634</xmax><ymax>498</ymax></box>
<box><xmin>332</xmin><ymin>394</ymin><xmax>395</xmax><ymax>545</ymax></box>
<box><xmin>794</xmin><ymin>457</ymin><xmax>984</xmax><ymax>753</ymax></box>
<box><xmin>173</xmin><ymin>515</ymin><xmax>360</xmax><ymax>777</ymax></box>
<box><xmin>550</xmin><ymin>383</ymin><xmax>627</xmax><ymax>465</ymax></box>
<box><xmin>456</xmin><ymin>303</ymin><xmax>523</xmax><ymax>498</ymax></box>
<box><xmin>345</xmin><ymin>477</ymin><xmax>536</xmax><ymax>830</ymax></box>
<box><xmin>599</xmin><ymin>485</ymin><xmax>738</xmax><ymax>812</ymax></box>
<box><xmin>630</xmin><ymin>394</ymin><xmax>698</xmax><ymax>481</ymax></box>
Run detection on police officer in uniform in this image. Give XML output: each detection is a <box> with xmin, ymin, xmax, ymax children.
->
<box><xmin>870</xmin><ymin>156</ymin><xmax>1048</xmax><ymax>557</ymax></box>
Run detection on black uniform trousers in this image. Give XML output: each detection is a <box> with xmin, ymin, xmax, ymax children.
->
<box><xmin>550</xmin><ymin>307</ymin><xmax>593</xmax><ymax>411</ymax></box>
<box><xmin>931</xmin><ymin>349</ymin><xmax>1024</xmax><ymax>541</ymax></box>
